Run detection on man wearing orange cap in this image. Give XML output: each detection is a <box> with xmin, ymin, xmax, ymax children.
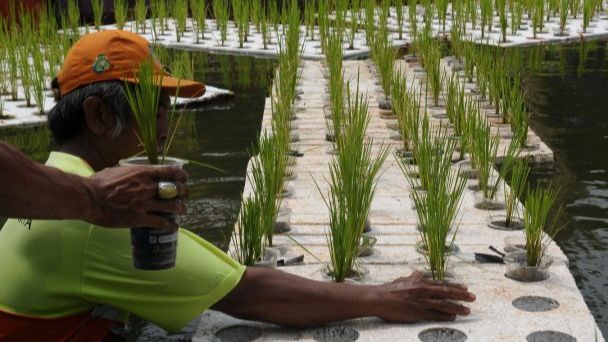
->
<box><xmin>0</xmin><ymin>31</ymin><xmax>475</xmax><ymax>341</ymax></box>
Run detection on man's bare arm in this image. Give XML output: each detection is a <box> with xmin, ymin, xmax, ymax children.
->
<box><xmin>213</xmin><ymin>267</ymin><xmax>475</xmax><ymax>327</ymax></box>
<box><xmin>0</xmin><ymin>141</ymin><xmax>187</xmax><ymax>230</ymax></box>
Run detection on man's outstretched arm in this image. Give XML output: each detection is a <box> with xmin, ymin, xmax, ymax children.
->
<box><xmin>0</xmin><ymin>141</ymin><xmax>187</xmax><ymax>230</ymax></box>
<box><xmin>213</xmin><ymin>267</ymin><xmax>476</xmax><ymax>327</ymax></box>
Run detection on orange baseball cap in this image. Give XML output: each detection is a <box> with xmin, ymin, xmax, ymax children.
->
<box><xmin>56</xmin><ymin>30</ymin><xmax>206</xmax><ymax>98</ymax></box>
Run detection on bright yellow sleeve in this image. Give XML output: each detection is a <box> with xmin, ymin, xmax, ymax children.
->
<box><xmin>80</xmin><ymin>227</ymin><xmax>245</xmax><ymax>332</ymax></box>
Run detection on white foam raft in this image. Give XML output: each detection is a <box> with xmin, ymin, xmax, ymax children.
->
<box><xmin>194</xmin><ymin>60</ymin><xmax>605</xmax><ymax>342</ymax></box>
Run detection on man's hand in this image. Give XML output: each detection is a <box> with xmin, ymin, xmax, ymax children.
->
<box><xmin>85</xmin><ymin>165</ymin><xmax>188</xmax><ymax>230</ymax></box>
<box><xmin>376</xmin><ymin>271</ymin><xmax>476</xmax><ymax>323</ymax></box>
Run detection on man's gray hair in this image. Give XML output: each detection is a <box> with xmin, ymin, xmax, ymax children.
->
<box><xmin>48</xmin><ymin>81</ymin><xmax>132</xmax><ymax>144</ymax></box>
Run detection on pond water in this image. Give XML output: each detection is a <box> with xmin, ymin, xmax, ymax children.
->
<box><xmin>523</xmin><ymin>41</ymin><xmax>608</xmax><ymax>336</ymax></box>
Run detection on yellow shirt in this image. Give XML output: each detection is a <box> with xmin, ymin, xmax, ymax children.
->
<box><xmin>0</xmin><ymin>152</ymin><xmax>245</xmax><ymax>332</ymax></box>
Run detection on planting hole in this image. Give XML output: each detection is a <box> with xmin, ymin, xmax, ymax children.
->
<box><xmin>512</xmin><ymin>296</ymin><xmax>559</xmax><ymax>312</ymax></box>
<box><xmin>526</xmin><ymin>331</ymin><xmax>576</xmax><ymax>342</ymax></box>
<box><xmin>312</xmin><ymin>326</ymin><xmax>360</xmax><ymax>342</ymax></box>
<box><xmin>418</xmin><ymin>327</ymin><xmax>467</xmax><ymax>342</ymax></box>
<box><xmin>215</xmin><ymin>325</ymin><xmax>262</xmax><ymax>342</ymax></box>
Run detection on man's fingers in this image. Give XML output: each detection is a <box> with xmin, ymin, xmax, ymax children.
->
<box><xmin>423</xmin><ymin>278</ymin><xmax>468</xmax><ymax>291</ymax></box>
<box><xmin>422</xmin><ymin>299</ymin><xmax>471</xmax><ymax>316</ymax></box>
<box><xmin>147</xmin><ymin>166</ymin><xmax>188</xmax><ymax>183</ymax></box>
<box><xmin>423</xmin><ymin>285</ymin><xmax>476</xmax><ymax>302</ymax></box>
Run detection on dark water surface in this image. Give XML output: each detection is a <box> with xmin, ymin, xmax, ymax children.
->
<box><xmin>523</xmin><ymin>41</ymin><xmax>608</xmax><ymax>336</ymax></box>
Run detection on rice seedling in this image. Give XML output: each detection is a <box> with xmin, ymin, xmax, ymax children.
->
<box><xmin>426</xmin><ymin>44</ymin><xmax>444</xmax><ymax>107</ymax></box>
<box><xmin>391</xmin><ymin>72</ymin><xmax>419</xmax><ymax>152</ymax></box>
<box><xmin>504</xmin><ymin>158</ymin><xmax>530</xmax><ymax>228</ymax></box>
<box><xmin>231</xmin><ymin>194</ymin><xmax>266</xmax><ymax>266</ymax></box>
<box><xmin>571</xmin><ymin>0</ymin><xmax>581</xmax><ymax>18</ymax></box>
<box><xmin>395</xmin><ymin>0</ymin><xmax>405</xmax><ymax>39</ymax></box>
<box><xmin>364</xmin><ymin>0</ymin><xmax>376</xmax><ymax>47</ymax></box>
<box><xmin>18</xmin><ymin>45</ymin><xmax>34</xmax><ymax>108</ymax></box>
<box><xmin>123</xmin><ymin>59</ymin><xmax>172</xmax><ymax>164</ymax></box>
<box><xmin>251</xmin><ymin>0</ymin><xmax>262</xmax><ymax>33</ymax></box>
<box><xmin>405</xmin><ymin>120</ymin><xmax>466</xmax><ymax>280</ymax></box>
<box><xmin>480</xmin><ymin>0</ymin><xmax>493</xmax><ymax>38</ymax></box>
<box><xmin>268</xmin><ymin>0</ymin><xmax>280</xmax><ymax>33</ymax></box>
<box><xmin>114</xmin><ymin>0</ymin><xmax>128</xmax><ymax>30</ymax></box>
<box><xmin>250</xmin><ymin>132</ymin><xmax>288</xmax><ymax>247</ymax></box>
<box><xmin>173</xmin><ymin>0</ymin><xmax>188</xmax><ymax>42</ymax></box>
<box><xmin>497</xmin><ymin>0</ymin><xmax>508</xmax><ymax>42</ymax></box>
<box><xmin>325</xmin><ymin>31</ymin><xmax>345</xmax><ymax>142</ymax></box>
<box><xmin>466</xmin><ymin>0</ymin><xmax>478</xmax><ymax>29</ymax></box>
<box><xmin>583</xmin><ymin>0</ymin><xmax>595</xmax><ymax>33</ymax></box>
<box><xmin>304</xmin><ymin>0</ymin><xmax>316</xmax><ymax>40</ymax></box>
<box><xmin>319</xmin><ymin>79</ymin><xmax>389</xmax><ymax>283</ymax></box>
<box><xmin>510</xmin><ymin>0</ymin><xmax>524</xmax><ymax>35</ymax></box>
<box><xmin>408</xmin><ymin>0</ymin><xmax>418</xmax><ymax>36</ymax></box>
<box><xmin>469</xmin><ymin>112</ymin><xmax>502</xmax><ymax>201</ymax></box>
<box><xmin>371</xmin><ymin>26</ymin><xmax>396</xmax><ymax>102</ymax></box>
<box><xmin>261</xmin><ymin>7</ymin><xmax>272</xmax><ymax>49</ymax></box>
<box><xmin>523</xmin><ymin>183</ymin><xmax>563</xmax><ymax>267</ymax></box>
<box><xmin>4</xmin><ymin>28</ymin><xmax>20</xmax><ymax>101</ymax></box>
<box><xmin>213</xmin><ymin>0</ymin><xmax>229</xmax><ymax>46</ymax></box>
<box><xmin>171</xmin><ymin>51</ymin><xmax>194</xmax><ymax>80</ymax></box>
<box><xmin>558</xmin><ymin>0</ymin><xmax>569</xmax><ymax>35</ymax></box>
<box><xmin>436</xmin><ymin>0</ymin><xmax>449</xmax><ymax>32</ymax></box>
<box><xmin>90</xmin><ymin>0</ymin><xmax>104</xmax><ymax>31</ymax></box>
<box><xmin>531</xmin><ymin>0</ymin><xmax>545</xmax><ymax>38</ymax></box>
<box><xmin>347</xmin><ymin>1</ymin><xmax>360</xmax><ymax>50</ymax></box>
<box><xmin>191</xmin><ymin>0</ymin><xmax>207</xmax><ymax>43</ymax></box>
<box><xmin>134</xmin><ymin>0</ymin><xmax>148</xmax><ymax>34</ymax></box>
<box><xmin>66</xmin><ymin>0</ymin><xmax>81</xmax><ymax>39</ymax></box>
<box><xmin>233</xmin><ymin>0</ymin><xmax>251</xmax><ymax>48</ymax></box>
<box><xmin>31</xmin><ymin>43</ymin><xmax>47</xmax><ymax>115</ymax></box>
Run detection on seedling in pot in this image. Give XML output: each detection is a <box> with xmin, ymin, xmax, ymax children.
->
<box><xmin>497</xmin><ymin>0</ymin><xmax>508</xmax><ymax>43</ymax></box>
<box><xmin>347</xmin><ymin>1</ymin><xmax>360</xmax><ymax>50</ymax></box>
<box><xmin>233</xmin><ymin>0</ymin><xmax>251</xmax><ymax>48</ymax></box>
<box><xmin>304</xmin><ymin>0</ymin><xmax>316</xmax><ymax>41</ymax></box>
<box><xmin>395</xmin><ymin>0</ymin><xmax>404</xmax><ymax>39</ymax></box>
<box><xmin>558</xmin><ymin>0</ymin><xmax>569</xmax><ymax>36</ymax></box>
<box><xmin>18</xmin><ymin>45</ymin><xmax>34</xmax><ymax>108</ymax></box>
<box><xmin>480</xmin><ymin>0</ymin><xmax>493</xmax><ymax>38</ymax></box>
<box><xmin>31</xmin><ymin>43</ymin><xmax>47</xmax><ymax>115</ymax></box>
<box><xmin>213</xmin><ymin>0</ymin><xmax>229</xmax><ymax>46</ymax></box>
<box><xmin>232</xmin><ymin>195</ymin><xmax>266</xmax><ymax>267</ymax></box>
<box><xmin>251</xmin><ymin>0</ymin><xmax>262</xmax><ymax>33</ymax></box>
<box><xmin>173</xmin><ymin>0</ymin><xmax>188</xmax><ymax>42</ymax></box>
<box><xmin>91</xmin><ymin>0</ymin><xmax>104</xmax><ymax>31</ymax></box>
<box><xmin>114</xmin><ymin>0</ymin><xmax>128</xmax><ymax>30</ymax></box>
<box><xmin>408</xmin><ymin>0</ymin><xmax>418</xmax><ymax>37</ymax></box>
<box><xmin>501</xmin><ymin>158</ymin><xmax>530</xmax><ymax>229</ymax></box>
<box><xmin>134</xmin><ymin>0</ymin><xmax>148</xmax><ymax>34</ymax></box>
<box><xmin>191</xmin><ymin>0</ymin><xmax>208</xmax><ymax>42</ymax></box>
<box><xmin>583</xmin><ymin>0</ymin><xmax>595</xmax><ymax>33</ymax></box>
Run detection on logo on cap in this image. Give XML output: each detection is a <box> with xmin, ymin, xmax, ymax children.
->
<box><xmin>92</xmin><ymin>54</ymin><xmax>112</xmax><ymax>73</ymax></box>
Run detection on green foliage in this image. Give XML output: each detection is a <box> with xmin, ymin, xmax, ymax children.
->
<box><xmin>524</xmin><ymin>183</ymin><xmax>563</xmax><ymax>267</ymax></box>
<box><xmin>114</xmin><ymin>0</ymin><xmax>128</xmax><ymax>30</ymax></box>
<box><xmin>191</xmin><ymin>0</ymin><xmax>208</xmax><ymax>42</ymax></box>
<box><xmin>504</xmin><ymin>158</ymin><xmax>530</xmax><ymax>227</ymax></box>
<box><xmin>134</xmin><ymin>0</ymin><xmax>148</xmax><ymax>33</ymax></box>
<box><xmin>91</xmin><ymin>0</ymin><xmax>104</xmax><ymax>31</ymax></box>
<box><xmin>213</xmin><ymin>0</ymin><xmax>229</xmax><ymax>46</ymax></box>
<box><xmin>31</xmin><ymin>43</ymin><xmax>47</xmax><ymax>115</ymax></box>
<box><xmin>173</xmin><ymin>0</ymin><xmax>188</xmax><ymax>42</ymax></box>
<box><xmin>371</xmin><ymin>25</ymin><xmax>396</xmax><ymax>101</ymax></box>
<box><xmin>233</xmin><ymin>0</ymin><xmax>251</xmax><ymax>48</ymax></box>
<box><xmin>232</xmin><ymin>195</ymin><xmax>266</xmax><ymax>266</ymax></box>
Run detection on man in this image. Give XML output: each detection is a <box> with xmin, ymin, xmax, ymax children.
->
<box><xmin>0</xmin><ymin>141</ymin><xmax>188</xmax><ymax>230</ymax></box>
<box><xmin>0</xmin><ymin>31</ymin><xmax>475</xmax><ymax>341</ymax></box>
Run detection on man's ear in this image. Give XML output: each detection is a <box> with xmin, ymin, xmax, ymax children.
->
<box><xmin>83</xmin><ymin>96</ymin><xmax>116</xmax><ymax>136</ymax></box>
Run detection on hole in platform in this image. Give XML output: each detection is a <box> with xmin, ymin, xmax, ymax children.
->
<box><xmin>312</xmin><ymin>326</ymin><xmax>360</xmax><ymax>342</ymax></box>
<box><xmin>418</xmin><ymin>327</ymin><xmax>467</xmax><ymax>342</ymax></box>
<box><xmin>512</xmin><ymin>296</ymin><xmax>560</xmax><ymax>312</ymax></box>
<box><xmin>215</xmin><ymin>325</ymin><xmax>262</xmax><ymax>342</ymax></box>
<box><xmin>526</xmin><ymin>330</ymin><xmax>576</xmax><ymax>342</ymax></box>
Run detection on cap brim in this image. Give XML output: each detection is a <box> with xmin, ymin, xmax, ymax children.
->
<box><xmin>123</xmin><ymin>75</ymin><xmax>206</xmax><ymax>98</ymax></box>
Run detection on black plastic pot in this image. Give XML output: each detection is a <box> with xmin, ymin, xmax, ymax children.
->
<box><xmin>120</xmin><ymin>156</ymin><xmax>187</xmax><ymax>270</ymax></box>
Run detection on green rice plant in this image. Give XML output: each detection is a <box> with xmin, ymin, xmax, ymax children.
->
<box><xmin>231</xmin><ymin>194</ymin><xmax>266</xmax><ymax>266</ymax></box>
<box><xmin>250</xmin><ymin>133</ymin><xmax>288</xmax><ymax>247</ymax></box>
<box><xmin>5</xmin><ymin>30</ymin><xmax>20</xmax><ymax>101</ymax></box>
<box><xmin>558</xmin><ymin>0</ymin><xmax>569</xmax><ymax>35</ymax></box>
<box><xmin>408</xmin><ymin>0</ymin><xmax>418</xmax><ymax>37</ymax></box>
<box><xmin>347</xmin><ymin>1</ymin><xmax>360</xmax><ymax>50</ymax></box>
<box><xmin>251</xmin><ymin>0</ymin><xmax>262</xmax><ymax>33</ymax></box>
<box><xmin>91</xmin><ymin>0</ymin><xmax>104</xmax><ymax>31</ymax></box>
<box><xmin>510</xmin><ymin>0</ymin><xmax>523</xmax><ymax>35</ymax></box>
<box><xmin>233</xmin><ymin>0</ymin><xmax>251</xmax><ymax>48</ymax></box>
<box><xmin>171</xmin><ymin>51</ymin><xmax>194</xmax><ymax>80</ymax></box>
<box><xmin>395</xmin><ymin>0</ymin><xmax>405</xmax><ymax>39</ymax></box>
<box><xmin>531</xmin><ymin>0</ymin><xmax>545</xmax><ymax>38</ymax></box>
<box><xmin>18</xmin><ymin>45</ymin><xmax>34</xmax><ymax>108</ymax></box>
<box><xmin>480</xmin><ymin>0</ymin><xmax>493</xmax><ymax>38</ymax></box>
<box><xmin>319</xmin><ymin>79</ymin><xmax>389</xmax><ymax>282</ymax></box>
<box><xmin>445</xmin><ymin>75</ymin><xmax>469</xmax><ymax>160</ymax></box>
<box><xmin>325</xmin><ymin>31</ymin><xmax>345</xmax><ymax>142</ymax></box>
<box><xmin>191</xmin><ymin>0</ymin><xmax>208</xmax><ymax>42</ymax></box>
<box><xmin>426</xmin><ymin>44</ymin><xmax>444</xmax><ymax>107</ymax></box>
<box><xmin>213</xmin><ymin>0</ymin><xmax>229</xmax><ymax>46</ymax></box>
<box><xmin>66</xmin><ymin>0</ymin><xmax>81</xmax><ymax>39</ymax></box>
<box><xmin>364</xmin><ymin>0</ymin><xmax>376</xmax><ymax>47</ymax></box>
<box><xmin>404</xmin><ymin>120</ymin><xmax>466</xmax><ymax>280</ymax></box>
<box><xmin>583</xmin><ymin>0</ymin><xmax>595</xmax><ymax>33</ymax></box>
<box><xmin>504</xmin><ymin>158</ymin><xmax>530</xmax><ymax>228</ymax></box>
<box><xmin>173</xmin><ymin>0</ymin><xmax>188</xmax><ymax>42</ymax></box>
<box><xmin>123</xmin><ymin>59</ymin><xmax>170</xmax><ymax>164</ymax></box>
<box><xmin>436</xmin><ymin>0</ymin><xmax>449</xmax><ymax>31</ymax></box>
<box><xmin>497</xmin><ymin>0</ymin><xmax>508</xmax><ymax>42</ymax></box>
<box><xmin>304</xmin><ymin>0</ymin><xmax>316</xmax><ymax>40</ymax></box>
<box><xmin>371</xmin><ymin>27</ymin><xmax>396</xmax><ymax>102</ymax></box>
<box><xmin>261</xmin><ymin>7</ymin><xmax>271</xmax><ymax>49</ymax></box>
<box><xmin>114</xmin><ymin>0</ymin><xmax>128</xmax><ymax>30</ymax></box>
<box><xmin>31</xmin><ymin>43</ymin><xmax>47</xmax><ymax>115</ymax></box>
<box><xmin>467</xmin><ymin>0</ymin><xmax>478</xmax><ymax>29</ymax></box>
<box><xmin>268</xmin><ymin>0</ymin><xmax>280</xmax><ymax>32</ymax></box>
<box><xmin>391</xmin><ymin>72</ymin><xmax>418</xmax><ymax>152</ymax></box>
<box><xmin>523</xmin><ymin>183</ymin><xmax>563</xmax><ymax>267</ymax></box>
<box><xmin>134</xmin><ymin>0</ymin><xmax>148</xmax><ymax>34</ymax></box>
<box><xmin>469</xmin><ymin>112</ymin><xmax>502</xmax><ymax>201</ymax></box>
<box><xmin>571</xmin><ymin>0</ymin><xmax>581</xmax><ymax>18</ymax></box>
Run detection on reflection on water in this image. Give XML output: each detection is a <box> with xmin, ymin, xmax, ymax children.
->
<box><xmin>523</xmin><ymin>40</ymin><xmax>608</xmax><ymax>336</ymax></box>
